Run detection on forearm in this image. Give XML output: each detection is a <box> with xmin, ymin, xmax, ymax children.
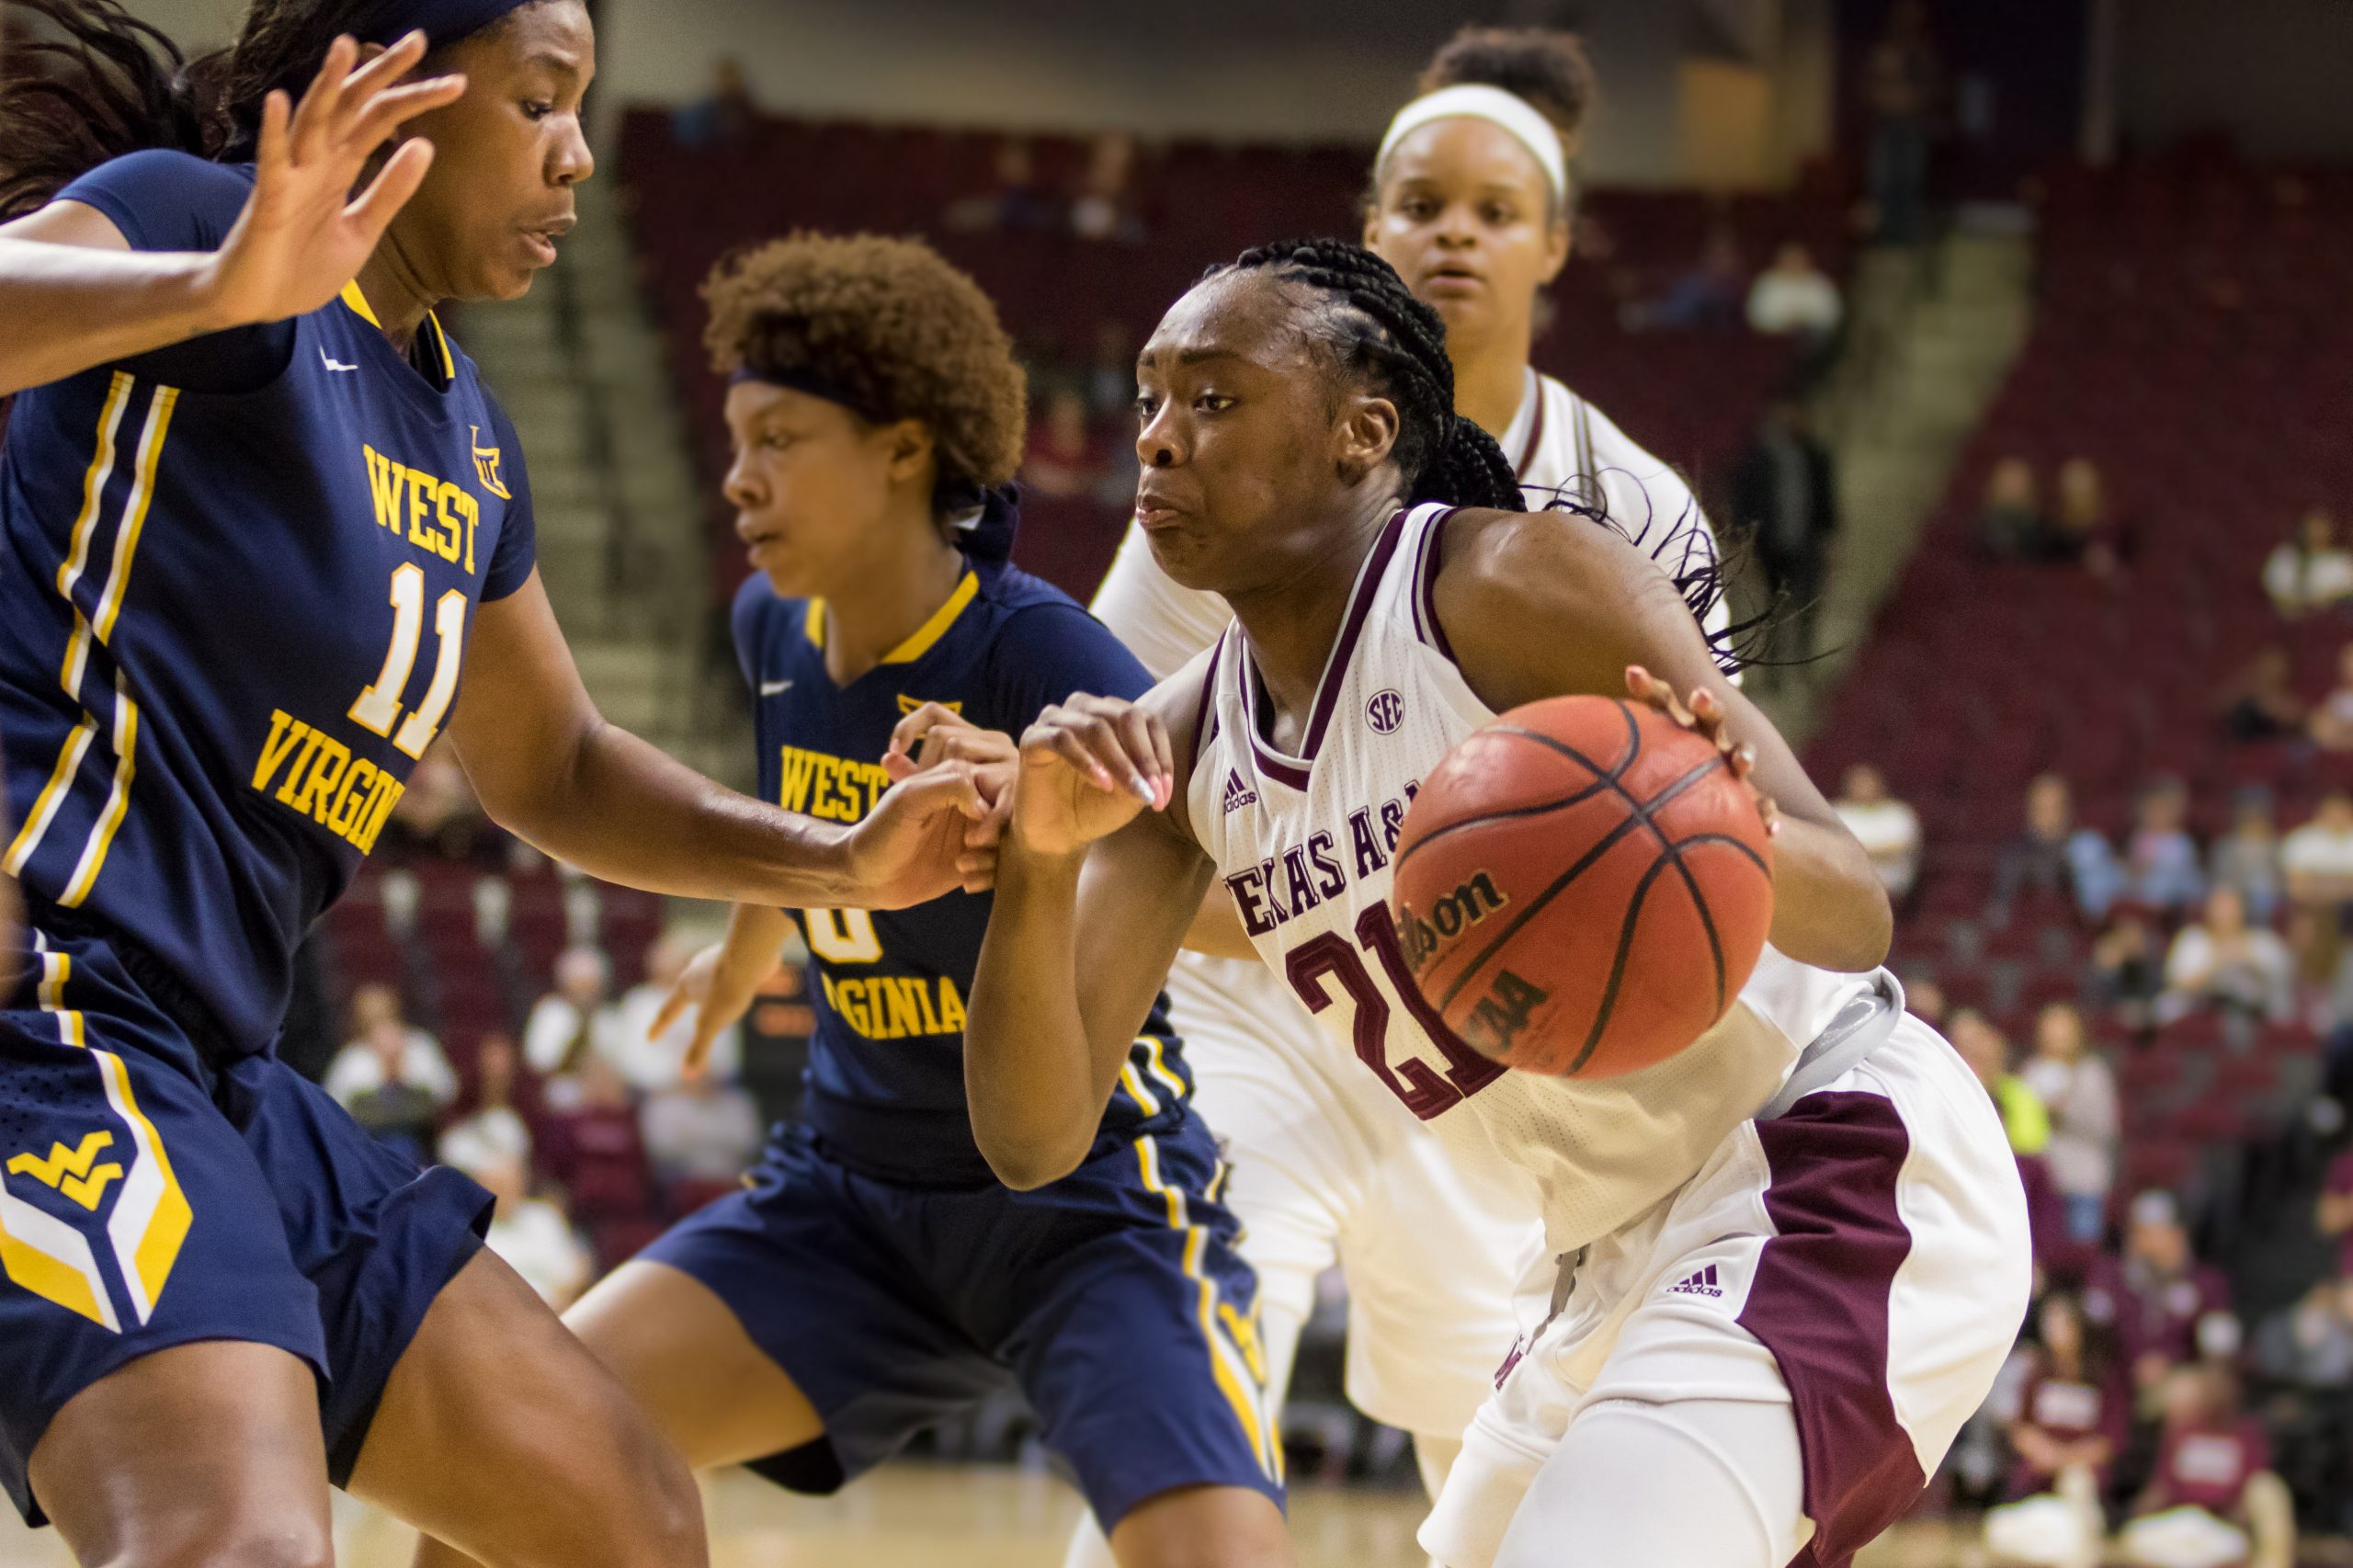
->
<box><xmin>968</xmin><ymin>845</ymin><xmax>1126</xmax><ymax>1187</ymax></box>
<box><xmin>1764</xmin><ymin>814</ymin><xmax>1894</xmax><ymax>971</ymax></box>
<box><xmin>0</xmin><ymin>240</ymin><xmax>230</xmax><ymax>396</ymax></box>
<box><xmin>492</xmin><ymin>718</ymin><xmax>863</xmax><ymax>909</ymax></box>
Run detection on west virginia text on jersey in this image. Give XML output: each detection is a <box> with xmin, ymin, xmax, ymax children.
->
<box><xmin>732</xmin><ymin>557</ymin><xmax>1188</xmax><ymax>1186</ymax></box>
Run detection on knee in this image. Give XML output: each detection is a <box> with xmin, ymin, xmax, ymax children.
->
<box><xmin>96</xmin><ymin>1520</ymin><xmax>334</xmax><ymax>1568</ymax></box>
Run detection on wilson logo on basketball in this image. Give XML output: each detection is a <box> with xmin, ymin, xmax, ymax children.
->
<box><xmin>1366</xmin><ymin>688</ymin><xmax>1405</xmax><ymax>734</ymax></box>
<box><xmin>1396</xmin><ymin>869</ymin><xmax>1507</xmax><ymax>975</ymax></box>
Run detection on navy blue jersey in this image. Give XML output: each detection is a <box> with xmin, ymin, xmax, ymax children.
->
<box><xmin>734</xmin><ymin>559</ymin><xmax>1191</xmax><ymax>1186</ymax></box>
<box><xmin>0</xmin><ymin>151</ymin><xmax>536</xmax><ymax>1053</ymax></box>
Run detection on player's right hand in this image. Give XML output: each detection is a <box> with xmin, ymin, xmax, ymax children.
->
<box><xmin>1009</xmin><ymin>695</ymin><xmax>1174</xmax><ymax>858</ymax></box>
<box><xmin>204</xmin><ymin>32</ymin><xmax>467</xmax><ymax>331</ymax></box>
<box><xmin>647</xmin><ymin>940</ymin><xmax>759</xmax><ymax>1079</ymax></box>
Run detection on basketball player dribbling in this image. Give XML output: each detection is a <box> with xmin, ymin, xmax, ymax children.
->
<box><xmin>950</xmin><ymin>241</ymin><xmax>2031</xmax><ymax>1568</ymax></box>
<box><xmin>420</xmin><ymin>233</ymin><xmax>1290</xmax><ymax>1568</ymax></box>
<box><xmin>1080</xmin><ymin>29</ymin><xmax>1727</xmax><ymax>1536</ymax></box>
<box><xmin>0</xmin><ymin>7</ymin><xmax>991</xmax><ymax>1563</ymax></box>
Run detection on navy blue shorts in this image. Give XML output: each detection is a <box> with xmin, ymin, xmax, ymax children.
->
<box><xmin>642</xmin><ymin>1112</ymin><xmax>1285</xmax><ymax>1529</ymax></box>
<box><xmin>0</xmin><ymin>927</ymin><xmax>491</xmax><ymax>1526</ymax></box>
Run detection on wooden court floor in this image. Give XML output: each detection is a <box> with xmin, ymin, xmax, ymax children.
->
<box><xmin>0</xmin><ymin>1461</ymin><xmax>2005</xmax><ymax>1566</ymax></box>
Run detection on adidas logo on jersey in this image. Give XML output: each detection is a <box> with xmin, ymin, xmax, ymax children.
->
<box><xmin>1666</xmin><ymin>1264</ymin><xmax>1723</xmax><ymax>1299</ymax></box>
<box><xmin>1222</xmin><ymin>769</ymin><xmax>1258</xmax><ymax>814</ymax></box>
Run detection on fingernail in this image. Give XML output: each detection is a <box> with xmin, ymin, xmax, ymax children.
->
<box><xmin>1090</xmin><ymin>764</ymin><xmax>1114</xmax><ymax>790</ymax></box>
<box><xmin>1130</xmin><ymin>775</ymin><xmax>1156</xmax><ymax>804</ymax></box>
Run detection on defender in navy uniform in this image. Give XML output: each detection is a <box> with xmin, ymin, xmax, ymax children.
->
<box><xmin>0</xmin><ymin>7</ymin><xmax>989</xmax><ymax>1563</ymax></box>
<box><xmin>435</xmin><ymin>235</ymin><xmax>1290</xmax><ymax>1568</ymax></box>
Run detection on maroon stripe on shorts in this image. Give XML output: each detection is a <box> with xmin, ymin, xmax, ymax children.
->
<box><xmin>1736</xmin><ymin>1090</ymin><xmax>1922</xmax><ymax>1568</ymax></box>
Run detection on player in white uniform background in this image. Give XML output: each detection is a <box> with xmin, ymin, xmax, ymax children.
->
<box><xmin>955</xmin><ymin>241</ymin><xmax>2029</xmax><ymax>1568</ymax></box>
<box><xmin>1083</xmin><ymin>26</ymin><xmax>1729</xmax><ymax>1529</ymax></box>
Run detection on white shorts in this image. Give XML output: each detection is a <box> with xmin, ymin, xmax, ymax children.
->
<box><xmin>1420</xmin><ymin>1013</ymin><xmax>2032</xmax><ymax>1568</ymax></box>
<box><xmin>1170</xmin><ymin>951</ymin><xmax>1540</xmax><ymax>1439</ymax></box>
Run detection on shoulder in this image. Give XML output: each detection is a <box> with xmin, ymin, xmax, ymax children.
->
<box><xmin>979</xmin><ymin>568</ymin><xmax>1154</xmax><ymax>701</ymax></box>
<box><xmin>58</xmin><ymin>151</ymin><xmax>254</xmax><ymax>254</ymax></box>
<box><xmin>1436</xmin><ymin>506</ymin><xmax>1688</xmax><ymax>645</ymax></box>
<box><xmin>729</xmin><ymin>573</ymin><xmax>801</xmax><ymax>653</ymax></box>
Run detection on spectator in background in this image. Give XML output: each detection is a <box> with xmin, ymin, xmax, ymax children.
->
<box><xmin>2162</xmin><ymin>887</ymin><xmax>2294</xmax><ymax>1024</ymax></box>
<box><xmin>1984</xmin><ymin>1292</ymin><xmax>2127</xmax><ymax>1568</ymax></box>
<box><xmin>2085</xmin><ymin>1191</ymin><xmax>2234</xmax><ymax>1399</ymax></box>
<box><xmin>1994</xmin><ymin>773</ymin><xmax>2122</xmax><ymax>923</ymax></box>
<box><xmin>2307</xmin><ymin>643</ymin><xmax>2353</xmax><ymax>754</ymax></box>
<box><xmin>2214</xmin><ymin>645</ymin><xmax>2306</xmax><ymax>745</ymax></box>
<box><xmin>463</xmin><ymin>1152</ymin><xmax>592</xmax><ymax>1312</ymax></box>
<box><xmin>2118</xmin><ymin>1365</ymin><xmax>2292</xmax><ymax>1568</ymax></box>
<box><xmin>1903</xmin><ymin>969</ymin><xmax>1948</xmax><ymax>1027</ymax></box>
<box><xmin>438</xmin><ymin>1031</ymin><xmax>533</xmax><ymax>1177</ymax></box>
<box><xmin>1626</xmin><ymin>224</ymin><xmax>1745</xmax><ymax>331</ymax></box>
<box><xmin>526</xmin><ymin>945</ymin><xmax>629</xmax><ymax>1107</ymax></box>
<box><xmin>2254</xmin><ymin>1278</ymin><xmax>2353</xmax><ymax>1394</ymax></box>
<box><xmin>2021</xmin><ymin>1003</ymin><xmax>2120</xmax><ymax>1244</ymax></box>
<box><xmin>2034</xmin><ymin>458</ymin><xmax>2124</xmax><ymax>579</ymax></box>
<box><xmin>2207</xmin><ymin>788</ymin><xmax>2283</xmax><ymax>923</ymax></box>
<box><xmin>1832</xmin><ymin>763</ymin><xmax>1920</xmax><ymax>900</ymax></box>
<box><xmin>1068</xmin><ymin>129</ymin><xmax>1146</xmax><ymax>245</ymax></box>
<box><xmin>2085</xmin><ymin>909</ymin><xmax>2166</xmax><ymax>1031</ymax></box>
<box><xmin>944</xmin><ymin>136</ymin><xmax>1054</xmax><ymax>233</ymax></box>
<box><xmin>1732</xmin><ymin>395</ymin><xmax>1839</xmax><ymax>661</ymax></box>
<box><xmin>2121</xmin><ymin>778</ymin><xmax>2204</xmax><ymax>915</ymax></box>
<box><xmin>2262</xmin><ymin>507</ymin><xmax>2353</xmax><ymax>619</ymax></box>
<box><xmin>1745</xmin><ymin>242</ymin><xmax>1842</xmax><ymax>342</ymax></box>
<box><xmin>615</xmin><ymin>932</ymin><xmax>742</xmax><ymax>1094</ymax></box>
<box><xmin>1979</xmin><ymin>456</ymin><xmax>2043</xmax><ymax>559</ymax></box>
<box><xmin>671</xmin><ymin>55</ymin><xmax>756</xmax><ymax>150</ymax></box>
<box><xmin>1952</xmin><ymin>1007</ymin><xmax>2052</xmax><ymax>1156</ymax></box>
<box><xmin>1023</xmin><ymin>387</ymin><xmax>1114</xmax><ymax>502</ymax></box>
<box><xmin>1861</xmin><ymin>0</ymin><xmax>1940</xmax><ymax>244</ymax></box>
<box><xmin>326</xmin><ymin>1017</ymin><xmax>457</xmax><ymax>1163</ymax></box>
<box><xmin>641</xmin><ymin>1070</ymin><xmax>764</xmax><ymax>1187</ymax></box>
<box><xmin>2315</xmin><ymin>1143</ymin><xmax>2353</xmax><ymax>1279</ymax></box>
<box><xmin>538</xmin><ymin>1052</ymin><xmax>652</xmax><ymax>1230</ymax></box>
<box><xmin>324</xmin><ymin>983</ymin><xmax>459</xmax><ymax>1111</ymax></box>
<box><xmin>2282</xmin><ymin>790</ymin><xmax>2353</xmax><ymax>910</ymax></box>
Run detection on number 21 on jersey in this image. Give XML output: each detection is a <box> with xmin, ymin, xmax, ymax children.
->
<box><xmin>348</xmin><ymin>562</ymin><xmax>464</xmax><ymax>759</ymax></box>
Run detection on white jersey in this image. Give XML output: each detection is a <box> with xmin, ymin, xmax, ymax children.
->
<box><xmin>1186</xmin><ymin>503</ymin><xmax>1867</xmax><ymax>1256</ymax></box>
<box><xmin>1094</xmin><ymin>368</ymin><xmax>1724</xmax><ymax>677</ymax></box>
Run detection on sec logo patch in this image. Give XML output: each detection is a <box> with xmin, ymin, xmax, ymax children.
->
<box><xmin>1366</xmin><ymin>689</ymin><xmax>1405</xmax><ymax>734</ymax></box>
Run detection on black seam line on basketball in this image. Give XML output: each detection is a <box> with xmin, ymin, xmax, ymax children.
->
<box><xmin>1562</xmin><ymin>845</ymin><xmax>1691</xmax><ymax>1076</ymax></box>
<box><xmin>1432</xmin><ymin>748</ymin><xmax>1724</xmax><ymax>1014</ymax></box>
<box><xmin>1662</xmin><ymin>837</ymin><xmax>1727</xmax><ymax>1016</ymax></box>
<box><xmin>1595</xmin><ymin>830</ymin><xmax>1772</xmax><ymax>1063</ymax></box>
<box><xmin>1393</xmin><ymin>702</ymin><xmax>1641</xmax><ymax>873</ymax></box>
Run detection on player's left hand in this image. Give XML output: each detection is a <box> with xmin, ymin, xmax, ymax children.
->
<box><xmin>1625</xmin><ymin>665</ymin><xmax>1781</xmax><ymax>837</ymax></box>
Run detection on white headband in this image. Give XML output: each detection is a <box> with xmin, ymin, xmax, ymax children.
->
<box><xmin>1377</xmin><ymin>84</ymin><xmax>1568</xmax><ymax>203</ymax></box>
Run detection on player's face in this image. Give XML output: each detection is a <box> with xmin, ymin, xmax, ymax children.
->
<box><xmin>390</xmin><ymin>0</ymin><xmax>596</xmax><ymax>302</ymax></box>
<box><xmin>1364</xmin><ymin>118</ymin><xmax>1570</xmax><ymax>357</ymax></box>
<box><xmin>722</xmin><ymin>382</ymin><xmax>909</xmax><ymax>597</ymax></box>
<box><xmin>1132</xmin><ymin>272</ymin><xmax>1400</xmax><ymax>597</ymax></box>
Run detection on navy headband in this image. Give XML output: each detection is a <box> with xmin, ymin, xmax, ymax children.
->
<box><xmin>353</xmin><ymin>0</ymin><xmax>536</xmax><ymax>49</ymax></box>
<box><xmin>727</xmin><ymin>369</ymin><xmax>1019</xmax><ymax>563</ymax></box>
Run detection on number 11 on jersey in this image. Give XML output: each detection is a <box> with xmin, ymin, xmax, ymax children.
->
<box><xmin>348</xmin><ymin>562</ymin><xmax>465</xmax><ymax>759</ymax></box>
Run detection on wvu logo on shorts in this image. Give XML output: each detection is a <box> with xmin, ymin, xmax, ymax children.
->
<box><xmin>8</xmin><ymin>1131</ymin><xmax>123</xmax><ymax>1211</ymax></box>
<box><xmin>471</xmin><ymin>425</ymin><xmax>511</xmax><ymax>500</ymax></box>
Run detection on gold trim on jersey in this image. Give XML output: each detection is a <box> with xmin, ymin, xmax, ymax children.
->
<box><xmin>1132</xmin><ymin>1134</ymin><xmax>1283</xmax><ymax>1485</ymax></box>
<box><xmin>1</xmin><ymin>716</ymin><xmax>94</xmax><ymax>879</ymax></box>
<box><xmin>801</xmin><ymin>572</ymin><xmax>981</xmax><ymax>668</ymax></box>
<box><xmin>341</xmin><ymin>281</ymin><xmax>458</xmax><ymax>382</ymax></box>
<box><xmin>91</xmin><ymin>386</ymin><xmax>176</xmax><ymax>646</ymax></box>
<box><xmin>57</xmin><ymin>676</ymin><xmax>140</xmax><ymax>909</ymax></box>
<box><xmin>55</xmin><ymin>371</ymin><xmax>133</xmax><ymax>696</ymax></box>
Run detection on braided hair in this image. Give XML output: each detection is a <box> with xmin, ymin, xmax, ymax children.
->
<box><xmin>1209</xmin><ymin>238</ymin><xmax>1763</xmax><ymax>673</ymax></box>
<box><xmin>1208</xmin><ymin>238</ymin><xmax>1522</xmax><ymax>513</ymax></box>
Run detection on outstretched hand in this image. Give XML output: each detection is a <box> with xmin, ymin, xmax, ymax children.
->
<box><xmin>1625</xmin><ymin>665</ymin><xmax>1781</xmax><ymax>837</ymax></box>
<box><xmin>204</xmin><ymin>32</ymin><xmax>466</xmax><ymax>331</ymax></box>
<box><xmin>645</xmin><ymin>941</ymin><xmax>756</xmax><ymax>1080</ymax></box>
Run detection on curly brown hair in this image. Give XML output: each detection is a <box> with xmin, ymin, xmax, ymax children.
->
<box><xmin>702</xmin><ymin>232</ymin><xmax>1028</xmax><ymax>513</ymax></box>
<box><xmin>1416</xmin><ymin>25</ymin><xmax>1596</xmax><ymax>150</ymax></box>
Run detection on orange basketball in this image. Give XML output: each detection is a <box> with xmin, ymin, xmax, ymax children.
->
<box><xmin>1390</xmin><ymin>695</ymin><xmax>1776</xmax><ymax>1078</ymax></box>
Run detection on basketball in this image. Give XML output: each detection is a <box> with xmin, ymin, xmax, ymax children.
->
<box><xmin>1390</xmin><ymin>695</ymin><xmax>1775</xmax><ymax>1079</ymax></box>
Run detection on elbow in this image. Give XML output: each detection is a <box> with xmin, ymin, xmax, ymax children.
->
<box><xmin>979</xmin><ymin>1131</ymin><xmax>1086</xmax><ymax>1193</ymax></box>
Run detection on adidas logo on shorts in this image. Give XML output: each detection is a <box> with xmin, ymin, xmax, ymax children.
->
<box><xmin>1666</xmin><ymin>1264</ymin><xmax>1724</xmax><ymax>1299</ymax></box>
<box><xmin>1222</xmin><ymin>768</ymin><xmax>1259</xmax><ymax>814</ymax></box>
